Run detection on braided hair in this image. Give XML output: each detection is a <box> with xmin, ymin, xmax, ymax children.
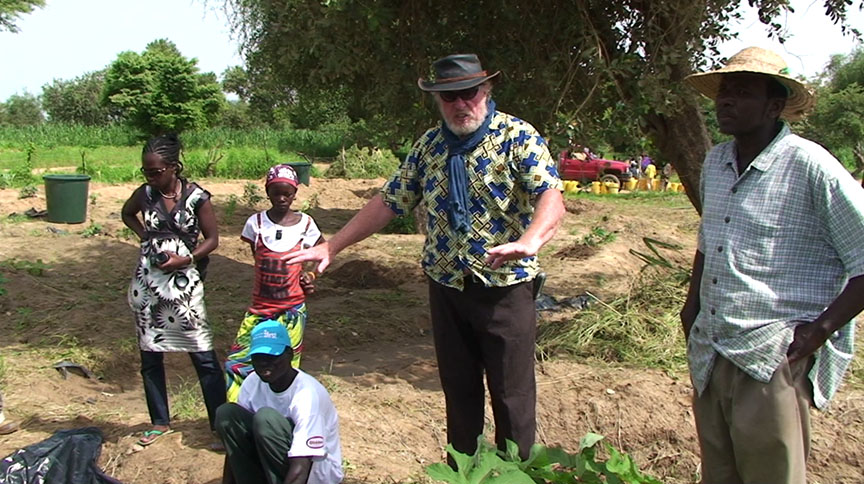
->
<box><xmin>142</xmin><ymin>133</ymin><xmax>184</xmax><ymax>176</ymax></box>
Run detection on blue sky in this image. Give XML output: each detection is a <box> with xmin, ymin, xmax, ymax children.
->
<box><xmin>0</xmin><ymin>0</ymin><xmax>861</xmax><ymax>101</ymax></box>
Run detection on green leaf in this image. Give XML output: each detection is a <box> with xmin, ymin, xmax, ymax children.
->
<box><xmin>579</xmin><ymin>432</ymin><xmax>605</xmax><ymax>451</ymax></box>
<box><xmin>426</xmin><ymin>462</ymin><xmax>465</xmax><ymax>484</ymax></box>
<box><xmin>445</xmin><ymin>444</ymin><xmax>474</xmax><ymax>478</ymax></box>
<box><xmin>605</xmin><ymin>444</ymin><xmax>631</xmax><ymax>474</ymax></box>
<box><xmin>484</xmin><ymin>470</ymin><xmax>536</xmax><ymax>484</ymax></box>
<box><xmin>504</xmin><ymin>439</ymin><xmax>521</xmax><ymax>462</ymax></box>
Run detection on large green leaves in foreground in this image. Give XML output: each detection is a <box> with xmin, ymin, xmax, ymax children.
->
<box><xmin>426</xmin><ymin>433</ymin><xmax>664</xmax><ymax>484</ymax></box>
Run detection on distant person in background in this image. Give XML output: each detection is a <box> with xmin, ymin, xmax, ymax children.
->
<box><xmin>121</xmin><ymin>134</ymin><xmax>225</xmax><ymax>447</ymax></box>
<box><xmin>628</xmin><ymin>159</ymin><xmax>640</xmax><ymax>178</ymax></box>
<box><xmin>644</xmin><ymin>161</ymin><xmax>657</xmax><ymax>180</ymax></box>
<box><xmin>224</xmin><ymin>163</ymin><xmax>324</xmax><ymax>403</ymax></box>
<box><xmin>0</xmin><ymin>389</ymin><xmax>19</xmax><ymax>435</ymax></box>
<box><xmin>639</xmin><ymin>152</ymin><xmax>653</xmax><ymax>171</ymax></box>
<box><xmin>681</xmin><ymin>47</ymin><xmax>864</xmax><ymax>484</ymax></box>
<box><xmin>661</xmin><ymin>162</ymin><xmax>674</xmax><ymax>189</ymax></box>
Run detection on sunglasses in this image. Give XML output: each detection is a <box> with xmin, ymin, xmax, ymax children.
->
<box><xmin>439</xmin><ymin>86</ymin><xmax>482</xmax><ymax>103</ymax></box>
<box><xmin>140</xmin><ymin>167</ymin><xmax>169</xmax><ymax>177</ymax></box>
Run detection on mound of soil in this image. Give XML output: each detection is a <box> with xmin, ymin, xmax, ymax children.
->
<box><xmin>564</xmin><ymin>198</ymin><xmax>597</xmax><ymax>214</ymax></box>
<box><xmin>326</xmin><ymin>259</ymin><xmax>410</xmax><ymax>289</ymax></box>
<box><xmin>554</xmin><ymin>243</ymin><xmax>598</xmax><ymax>260</ymax></box>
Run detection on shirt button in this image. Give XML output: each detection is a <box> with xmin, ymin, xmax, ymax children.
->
<box><xmin>710</xmin><ymin>308</ymin><xmax>716</xmax><ymax>315</ymax></box>
<box><xmin>731</xmin><ymin>187</ymin><xmax>738</xmax><ymax>194</ymax></box>
<box><xmin>712</xmin><ymin>336</ymin><xmax>719</xmax><ymax>343</ymax></box>
<box><xmin>712</xmin><ymin>278</ymin><xmax>718</xmax><ymax>284</ymax></box>
<box><xmin>724</xmin><ymin>216</ymin><xmax>731</xmax><ymax>223</ymax></box>
<box><xmin>717</xmin><ymin>246</ymin><xmax>723</xmax><ymax>253</ymax></box>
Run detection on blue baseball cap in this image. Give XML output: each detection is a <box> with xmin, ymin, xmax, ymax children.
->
<box><xmin>248</xmin><ymin>320</ymin><xmax>291</xmax><ymax>357</ymax></box>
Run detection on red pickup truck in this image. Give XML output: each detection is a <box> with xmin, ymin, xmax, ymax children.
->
<box><xmin>558</xmin><ymin>150</ymin><xmax>633</xmax><ymax>185</ymax></box>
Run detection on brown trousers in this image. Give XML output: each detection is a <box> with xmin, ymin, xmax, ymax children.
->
<box><xmin>428</xmin><ymin>277</ymin><xmax>537</xmax><ymax>461</ymax></box>
<box><xmin>693</xmin><ymin>355</ymin><xmax>814</xmax><ymax>484</ymax></box>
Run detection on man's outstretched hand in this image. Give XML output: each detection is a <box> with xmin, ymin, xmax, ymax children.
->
<box><xmin>485</xmin><ymin>240</ymin><xmax>540</xmax><ymax>270</ymax></box>
<box><xmin>284</xmin><ymin>242</ymin><xmax>333</xmax><ymax>274</ymax></box>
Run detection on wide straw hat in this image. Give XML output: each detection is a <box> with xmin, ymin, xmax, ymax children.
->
<box><xmin>417</xmin><ymin>54</ymin><xmax>500</xmax><ymax>92</ymax></box>
<box><xmin>685</xmin><ymin>47</ymin><xmax>814</xmax><ymax>121</ymax></box>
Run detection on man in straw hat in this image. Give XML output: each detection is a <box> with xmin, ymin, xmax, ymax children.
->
<box><xmin>285</xmin><ymin>53</ymin><xmax>564</xmax><ymax>462</ymax></box>
<box><xmin>680</xmin><ymin>46</ymin><xmax>864</xmax><ymax>484</ymax></box>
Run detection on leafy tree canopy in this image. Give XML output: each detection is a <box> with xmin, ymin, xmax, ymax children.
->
<box><xmin>42</xmin><ymin>70</ymin><xmax>115</xmax><ymax>125</ymax></box>
<box><xmin>0</xmin><ymin>0</ymin><xmax>44</xmax><ymax>32</ymax></box>
<box><xmin>224</xmin><ymin>0</ymin><xmax>861</xmax><ymax>212</ymax></box>
<box><xmin>802</xmin><ymin>48</ymin><xmax>864</xmax><ymax>178</ymax></box>
<box><xmin>0</xmin><ymin>92</ymin><xmax>44</xmax><ymax>126</ymax></box>
<box><xmin>102</xmin><ymin>38</ymin><xmax>225</xmax><ymax>135</ymax></box>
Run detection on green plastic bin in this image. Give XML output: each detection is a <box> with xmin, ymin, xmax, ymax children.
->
<box><xmin>43</xmin><ymin>174</ymin><xmax>91</xmax><ymax>224</ymax></box>
<box><xmin>287</xmin><ymin>161</ymin><xmax>312</xmax><ymax>186</ymax></box>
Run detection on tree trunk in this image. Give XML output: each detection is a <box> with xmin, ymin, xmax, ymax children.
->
<box><xmin>644</xmin><ymin>103</ymin><xmax>711</xmax><ymax>214</ymax></box>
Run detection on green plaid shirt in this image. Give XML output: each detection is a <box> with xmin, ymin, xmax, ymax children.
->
<box><xmin>380</xmin><ymin>110</ymin><xmax>562</xmax><ymax>290</ymax></box>
<box><xmin>690</xmin><ymin>124</ymin><xmax>864</xmax><ymax>409</ymax></box>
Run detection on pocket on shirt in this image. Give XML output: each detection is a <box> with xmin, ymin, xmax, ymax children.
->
<box><xmin>735</xmin><ymin>221</ymin><xmax>782</xmax><ymax>271</ymax></box>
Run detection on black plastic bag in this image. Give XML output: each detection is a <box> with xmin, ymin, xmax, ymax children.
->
<box><xmin>0</xmin><ymin>427</ymin><xmax>123</xmax><ymax>484</ymax></box>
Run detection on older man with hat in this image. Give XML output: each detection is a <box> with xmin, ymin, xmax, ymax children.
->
<box><xmin>680</xmin><ymin>46</ymin><xmax>864</xmax><ymax>484</ymax></box>
<box><xmin>286</xmin><ymin>53</ymin><xmax>565</xmax><ymax>461</ymax></box>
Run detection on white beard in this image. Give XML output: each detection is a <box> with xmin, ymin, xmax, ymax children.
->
<box><xmin>440</xmin><ymin>101</ymin><xmax>489</xmax><ymax>137</ymax></box>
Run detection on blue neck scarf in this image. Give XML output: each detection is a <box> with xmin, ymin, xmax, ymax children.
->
<box><xmin>440</xmin><ymin>99</ymin><xmax>496</xmax><ymax>233</ymax></box>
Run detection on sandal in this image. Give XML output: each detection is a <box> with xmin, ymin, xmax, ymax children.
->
<box><xmin>137</xmin><ymin>428</ymin><xmax>174</xmax><ymax>446</ymax></box>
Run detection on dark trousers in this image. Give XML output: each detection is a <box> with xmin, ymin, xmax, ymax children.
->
<box><xmin>428</xmin><ymin>277</ymin><xmax>537</xmax><ymax>460</ymax></box>
<box><xmin>215</xmin><ymin>403</ymin><xmax>296</xmax><ymax>484</ymax></box>
<box><xmin>140</xmin><ymin>350</ymin><xmax>227</xmax><ymax>430</ymax></box>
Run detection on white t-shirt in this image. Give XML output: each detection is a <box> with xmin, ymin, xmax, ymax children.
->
<box><xmin>241</xmin><ymin>211</ymin><xmax>322</xmax><ymax>252</ymax></box>
<box><xmin>238</xmin><ymin>370</ymin><xmax>343</xmax><ymax>484</ymax></box>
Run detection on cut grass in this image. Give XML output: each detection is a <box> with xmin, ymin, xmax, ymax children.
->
<box><xmin>537</xmin><ymin>267</ymin><xmax>689</xmax><ymax>372</ymax></box>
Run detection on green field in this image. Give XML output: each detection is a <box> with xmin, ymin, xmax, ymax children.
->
<box><xmin>0</xmin><ymin>124</ymin><xmax>356</xmax><ymax>185</ymax></box>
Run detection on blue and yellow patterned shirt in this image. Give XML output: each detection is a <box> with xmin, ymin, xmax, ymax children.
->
<box><xmin>381</xmin><ymin>110</ymin><xmax>562</xmax><ymax>290</ymax></box>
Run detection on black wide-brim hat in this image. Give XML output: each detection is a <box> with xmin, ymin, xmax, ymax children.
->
<box><xmin>417</xmin><ymin>54</ymin><xmax>500</xmax><ymax>92</ymax></box>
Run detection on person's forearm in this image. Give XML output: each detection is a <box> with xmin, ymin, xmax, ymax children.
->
<box><xmin>680</xmin><ymin>250</ymin><xmax>705</xmax><ymax>338</ymax></box>
<box><xmin>193</xmin><ymin>235</ymin><xmax>219</xmax><ymax>259</ymax></box>
<box><xmin>518</xmin><ymin>189</ymin><xmax>565</xmax><ymax>252</ymax></box>
<box><xmin>812</xmin><ymin>275</ymin><xmax>864</xmax><ymax>335</ymax></box>
<box><xmin>283</xmin><ymin>457</ymin><xmax>312</xmax><ymax>484</ymax></box>
<box><xmin>327</xmin><ymin>193</ymin><xmax>397</xmax><ymax>255</ymax></box>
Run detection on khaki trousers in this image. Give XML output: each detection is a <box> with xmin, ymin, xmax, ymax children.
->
<box><xmin>692</xmin><ymin>355</ymin><xmax>813</xmax><ymax>484</ymax></box>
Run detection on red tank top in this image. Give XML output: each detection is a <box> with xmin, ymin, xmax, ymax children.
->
<box><xmin>248</xmin><ymin>213</ymin><xmax>309</xmax><ymax>316</ymax></box>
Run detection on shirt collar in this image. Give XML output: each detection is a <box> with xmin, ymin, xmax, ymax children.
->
<box><xmin>731</xmin><ymin>122</ymin><xmax>791</xmax><ymax>173</ymax></box>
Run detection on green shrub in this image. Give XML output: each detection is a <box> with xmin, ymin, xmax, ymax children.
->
<box><xmin>325</xmin><ymin>145</ymin><xmax>400</xmax><ymax>179</ymax></box>
<box><xmin>382</xmin><ymin>214</ymin><xmax>417</xmax><ymax>234</ymax></box>
<box><xmin>17</xmin><ymin>185</ymin><xmax>37</xmax><ymax>199</ymax></box>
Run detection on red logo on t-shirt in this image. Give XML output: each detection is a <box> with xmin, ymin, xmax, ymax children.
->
<box><xmin>306</xmin><ymin>436</ymin><xmax>325</xmax><ymax>449</ymax></box>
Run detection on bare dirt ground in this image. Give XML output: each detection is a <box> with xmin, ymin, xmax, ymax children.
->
<box><xmin>0</xmin><ymin>177</ymin><xmax>862</xmax><ymax>483</ymax></box>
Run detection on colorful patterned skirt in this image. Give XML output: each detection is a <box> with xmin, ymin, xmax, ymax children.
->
<box><xmin>224</xmin><ymin>303</ymin><xmax>306</xmax><ymax>402</ymax></box>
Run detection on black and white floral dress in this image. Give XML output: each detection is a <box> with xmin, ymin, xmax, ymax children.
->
<box><xmin>128</xmin><ymin>181</ymin><xmax>213</xmax><ymax>352</ymax></box>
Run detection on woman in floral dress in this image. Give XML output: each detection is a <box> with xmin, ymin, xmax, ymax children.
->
<box><xmin>121</xmin><ymin>134</ymin><xmax>225</xmax><ymax>446</ymax></box>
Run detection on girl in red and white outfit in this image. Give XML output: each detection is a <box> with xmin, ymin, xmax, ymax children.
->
<box><xmin>225</xmin><ymin>164</ymin><xmax>323</xmax><ymax>402</ymax></box>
